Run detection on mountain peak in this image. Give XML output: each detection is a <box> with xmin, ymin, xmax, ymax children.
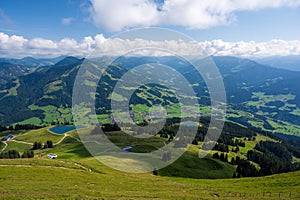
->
<box><xmin>54</xmin><ymin>56</ymin><xmax>83</xmax><ymax>67</ymax></box>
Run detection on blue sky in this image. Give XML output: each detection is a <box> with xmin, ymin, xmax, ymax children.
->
<box><xmin>1</xmin><ymin>0</ymin><xmax>300</xmax><ymax>58</ymax></box>
<box><xmin>0</xmin><ymin>0</ymin><xmax>99</xmax><ymax>40</ymax></box>
<box><xmin>1</xmin><ymin>0</ymin><xmax>300</xmax><ymax>41</ymax></box>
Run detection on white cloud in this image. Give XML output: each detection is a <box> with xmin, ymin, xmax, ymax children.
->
<box><xmin>0</xmin><ymin>32</ymin><xmax>106</xmax><ymax>58</ymax></box>
<box><xmin>1</xmin><ymin>32</ymin><xmax>300</xmax><ymax>58</ymax></box>
<box><xmin>199</xmin><ymin>39</ymin><xmax>300</xmax><ymax>57</ymax></box>
<box><xmin>0</xmin><ymin>32</ymin><xmax>28</xmax><ymax>50</ymax></box>
<box><xmin>89</xmin><ymin>0</ymin><xmax>159</xmax><ymax>31</ymax></box>
<box><xmin>89</xmin><ymin>0</ymin><xmax>300</xmax><ymax>31</ymax></box>
<box><xmin>61</xmin><ymin>17</ymin><xmax>73</xmax><ymax>25</ymax></box>
<box><xmin>27</xmin><ymin>38</ymin><xmax>57</xmax><ymax>49</ymax></box>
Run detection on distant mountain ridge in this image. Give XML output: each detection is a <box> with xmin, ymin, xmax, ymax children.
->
<box><xmin>0</xmin><ymin>62</ymin><xmax>33</xmax><ymax>85</ymax></box>
<box><xmin>254</xmin><ymin>55</ymin><xmax>300</xmax><ymax>71</ymax></box>
<box><xmin>1</xmin><ymin>55</ymin><xmax>300</xmax><ymax>136</ymax></box>
<box><xmin>0</xmin><ymin>56</ymin><xmax>67</xmax><ymax>68</ymax></box>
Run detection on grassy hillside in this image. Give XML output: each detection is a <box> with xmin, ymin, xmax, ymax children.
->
<box><xmin>0</xmin><ymin>158</ymin><xmax>299</xmax><ymax>199</ymax></box>
<box><xmin>14</xmin><ymin>127</ymin><xmax>64</xmax><ymax>144</ymax></box>
<box><xmin>1</xmin><ymin>127</ymin><xmax>236</xmax><ymax>179</ymax></box>
<box><xmin>1</xmin><ymin>126</ymin><xmax>300</xmax><ymax>199</ymax></box>
<box><xmin>158</xmin><ymin>146</ymin><xmax>235</xmax><ymax>179</ymax></box>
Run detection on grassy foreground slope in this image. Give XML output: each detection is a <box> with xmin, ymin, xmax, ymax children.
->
<box><xmin>0</xmin><ymin>158</ymin><xmax>299</xmax><ymax>199</ymax></box>
<box><xmin>1</xmin><ymin>127</ymin><xmax>300</xmax><ymax>199</ymax></box>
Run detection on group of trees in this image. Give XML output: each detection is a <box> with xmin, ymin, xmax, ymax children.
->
<box><xmin>247</xmin><ymin>141</ymin><xmax>298</xmax><ymax>176</ymax></box>
<box><xmin>0</xmin><ymin>124</ymin><xmax>44</xmax><ymax>132</ymax></box>
<box><xmin>212</xmin><ymin>140</ymin><xmax>300</xmax><ymax>177</ymax></box>
<box><xmin>0</xmin><ymin>141</ymin><xmax>54</xmax><ymax>159</ymax></box>
<box><xmin>0</xmin><ymin>150</ymin><xmax>20</xmax><ymax>159</ymax></box>
<box><xmin>235</xmin><ymin>158</ymin><xmax>259</xmax><ymax>177</ymax></box>
<box><xmin>204</xmin><ymin>140</ymin><xmax>242</xmax><ymax>153</ymax></box>
<box><xmin>101</xmin><ymin>123</ymin><xmax>121</xmax><ymax>132</ymax></box>
<box><xmin>0</xmin><ymin>140</ymin><xmax>54</xmax><ymax>159</ymax></box>
<box><xmin>50</xmin><ymin>121</ymin><xmax>73</xmax><ymax>126</ymax></box>
<box><xmin>212</xmin><ymin>152</ymin><xmax>229</xmax><ymax>162</ymax></box>
<box><xmin>189</xmin><ymin>118</ymin><xmax>257</xmax><ymax>148</ymax></box>
<box><xmin>32</xmin><ymin>140</ymin><xmax>53</xmax><ymax>150</ymax></box>
<box><xmin>99</xmin><ymin>118</ymin><xmax>255</xmax><ymax>150</ymax></box>
<box><xmin>21</xmin><ymin>150</ymin><xmax>34</xmax><ymax>158</ymax></box>
<box><xmin>234</xmin><ymin>139</ymin><xmax>246</xmax><ymax>147</ymax></box>
<box><xmin>212</xmin><ymin>152</ymin><xmax>259</xmax><ymax>177</ymax></box>
<box><xmin>232</xmin><ymin>146</ymin><xmax>240</xmax><ymax>153</ymax></box>
<box><xmin>0</xmin><ymin>150</ymin><xmax>34</xmax><ymax>159</ymax></box>
<box><xmin>213</xmin><ymin>143</ymin><xmax>229</xmax><ymax>153</ymax></box>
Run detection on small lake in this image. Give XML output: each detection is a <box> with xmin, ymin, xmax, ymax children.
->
<box><xmin>49</xmin><ymin>125</ymin><xmax>87</xmax><ymax>134</ymax></box>
<box><xmin>181</xmin><ymin>121</ymin><xmax>198</xmax><ymax>127</ymax></box>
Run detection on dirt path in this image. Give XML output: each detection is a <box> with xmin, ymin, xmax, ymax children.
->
<box><xmin>67</xmin><ymin>135</ymin><xmax>81</xmax><ymax>142</ymax></box>
<box><xmin>8</xmin><ymin>133</ymin><xmax>80</xmax><ymax>147</ymax></box>
<box><xmin>54</xmin><ymin>134</ymin><xmax>68</xmax><ymax>145</ymax></box>
<box><xmin>0</xmin><ymin>141</ymin><xmax>7</xmax><ymax>153</ymax></box>
<box><xmin>0</xmin><ymin>158</ymin><xmax>92</xmax><ymax>172</ymax></box>
<box><xmin>10</xmin><ymin>139</ymin><xmax>32</xmax><ymax>145</ymax></box>
<box><xmin>0</xmin><ymin>164</ymin><xmax>88</xmax><ymax>172</ymax></box>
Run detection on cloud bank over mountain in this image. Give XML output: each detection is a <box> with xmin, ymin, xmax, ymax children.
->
<box><xmin>89</xmin><ymin>0</ymin><xmax>300</xmax><ymax>31</ymax></box>
<box><xmin>1</xmin><ymin>32</ymin><xmax>300</xmax><ymax>58</ymax></box>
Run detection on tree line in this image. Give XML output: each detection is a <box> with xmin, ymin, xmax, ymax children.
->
<box><xmin>0</xmin><ymin>150</ymin><xmax>34</xmax><ymax>159</ymax></box>
<box><xmin>0</xmin><ymin>140</ymin><xmax>53</xmax><ymax>159</ymax></box>
<box><xmin>32</xmin><ymin>140</ymin><xmax>53</xmax><ymax>150</ymax></box>
<box><xmin>0</xmin><ymin>124</ymin><xmax>45</xmax><ymax>132</ymax></box>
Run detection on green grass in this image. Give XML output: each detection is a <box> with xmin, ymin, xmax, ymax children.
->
<box><xmin>0</xmin><ymin>142</ymin><xmax>5</xmax><ymax>151</ymax></box>
<box><xmin>228</xmin><ymin>92</ymin><xmax>300</xmax><ymax>136</ymax></box>
<box><xmin>4</xmin><ymin>141</ymin><xmax>32</xmax><ymax>153</ymax></box>
<box><xmin>14</xmin><ymin>117</ymin><xmax>42</xmax><ymax>125</ymax></box>
<box><xmin>96</xmin><ymin>114</ymin><xmax>111</xmax><ymax>124</ymax></box>
<box><xmin>40</xmin><ymin>136</ymin><xmax>91</xmax><ymax>159</ymax></box>
<box><xmin>0</xmin><ymin>127</ymin><xmax>300</xmax><ymax>199</ymax></box>
<box><xmin>44</xmin><ymin>80</ymin><xmax>63</xmax><ymax>94</ymax></box>
<box><xmin>6</xmin><ymin>79</ymin><xmax>19</xmax><ymax>96</ymax></box>
<box><xmin>266</xmin><ymin>119</ymin><xmax>300</xmax><ymax>135</ymax></box>
<box><xmin>131</xmin><ymin>104</ymin><xmax>149</xmax><ymax>113</ymax></box>
<box><xmin>14</xmin><ymin>127</ymin><xmax>64</xmax><ymax>144</ymax></box>
<box><xmin>28</xmin><ymin>104</ymin><xmax>57</xmax><ymax>112</ymax></box>
<box><xmin>238</xmin><ymin>135</ymin><xmax>275</xmax><ymax>154</ymax></box>
<box><xmin>7</xmin><ymin>127</ymin><xmax>236</xmax><ymax>180</ymax></box>
<box><xmin>249</xmin><ymin>92</ymin><xmax>295</xmax><ymax>107</ymax></box>
<box><xmin>291</xmin><ymin>108</ymin><xmax>300</xmax><ymax>116</ymax></box>
<box><xmin>0</xmin><ymin>158</ymin><xmax>299</xmax><ymax>199</ymax></box>
<box><xmin>27</xmin><ymin>104</ymin><xmax>73</xmax><ymax>124</ymax></box>
<box><xmin>7</xmin><ymin>87</ymin><xmax>17</xmax><ymax>96</ymax></box>
<box><xmin>159</xmin><ymin>146</ymin><xmax>235</xmax><ymax>179</ymax></box>
<box><xmin>226</xmin><ymin>105</ymin><xmax>300</xmax><ymax>136</ymax></box>
<box><xmin>105</xmin><ymin>131</ymin><xmax>166</xmax><ymax>152</ymax></box>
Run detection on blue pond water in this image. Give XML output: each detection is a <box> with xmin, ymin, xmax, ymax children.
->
<box><xmin>49</xmin><ymin>125</ymin><xmax>87</xmax><ymax>134</ymax></box>
<box><xmin>181</xmin><ymin>121</ymin><xmax>198</xmax><ymax>127</ymax></box>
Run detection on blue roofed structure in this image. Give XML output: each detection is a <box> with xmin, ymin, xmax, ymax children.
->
<box><xmin>2</xmin><ymin>134</ymin><xmax>13</xmax><ymax>141</ymax></box>
<box><xmin>122</xmin><ymin>147</ymin><xmax>133</xmax><ymax>152</ymax></box>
